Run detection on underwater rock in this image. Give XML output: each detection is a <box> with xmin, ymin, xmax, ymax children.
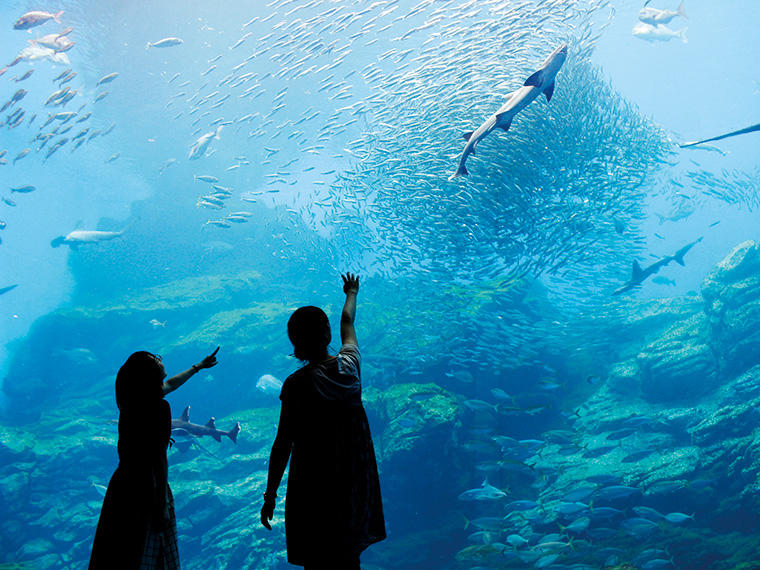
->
<box><xmin>702</xmin><ymin>240</ymin><xmax>760</xmax><ymax>376</ymax></box>
<box><xmin>637</xmin><ymin>314</ymin><xmax>719</xmax><ymax>403</ymax></box>
<box><xmin>606</xmin><ymin>359</ymin><xmax>641</xmax><ymax>398</ymax></box>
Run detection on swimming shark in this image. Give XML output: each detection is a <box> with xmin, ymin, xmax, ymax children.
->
<box><xmin>678</xmin><ymin>122</ymin><xmax>760</xmax><ymax>149</ymax></box>
<box><xmin>612</xmin><ymin>237</ymin><xmax>702</xmax><ymax>295</ymax></box>
<box><xmin>50</xmin><ymin>230</ymin><xmax>123</xmax><ymax>250</ymax></box>
<box><xmin>450</xmin><ymin>43</ymin><xmax>568</xmax><ymax>180</ymax></box>
<box><xmin>0</xmin><ymin>284</ymin><xmax>18</xmax><ymax>296</ymax></box>
<box><xmin>171</xmin><ymin>406</ymin><xmax>241</xmax><ymax>443</ymax></box>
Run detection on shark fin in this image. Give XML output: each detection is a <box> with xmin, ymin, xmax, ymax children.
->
<box><xmin>228</xmin><ymin>422</ymin><xmax>241</xmax><ymax>444</ymax></box>
<box><xmin>523</xmin><ymin>69</ymin><xmax>544</xmax><ymax>88</ymax></box>
<box><xmin>494</xmin><ymin>114</ymin><xmax>512</xmax><ymax>132</ymax></box>
<box><xmin>181</xmin><ymin>406</ymin><xmax>191</xmax><ymax>422</ymax></box>
<box><xmin>205</xmin><ymin>418</ymin><xmax>217</xmax><ymax>430</ymax></box>
<box><xmin>631</xmin><ymin>260</ymin><xmax>644</xmax><ymax>279</ymax></box>
<box><xmin>543</xmin><ymin>81</ymin><xmax>555</xmax><ymax>102</ymax></box>
<box><xmin>463</xmin><ymin>131</ymin><xmax>474</xmax><ymax>142</ymax></box>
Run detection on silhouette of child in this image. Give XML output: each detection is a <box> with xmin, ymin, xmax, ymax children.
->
<box><xmin>89</xmin><ymin>347</ymin><xmax>218</xmax><ymax>570</ymax></box>
<box><xmin>261</xmin><ymin>273</ymin><xmax>385</xmax><ymax>570</ymax></box>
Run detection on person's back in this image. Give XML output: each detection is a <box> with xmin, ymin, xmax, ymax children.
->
<box><xmin>261</xmin><ymin>273</ymin><xmax>385</xmax><ymax>570</ymax></box>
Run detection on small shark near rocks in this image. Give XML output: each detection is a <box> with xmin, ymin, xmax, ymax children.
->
<box><xmin>171</xmin><ymin>406</ymin><xmax>241</xmax><ymax>444</ymax></box>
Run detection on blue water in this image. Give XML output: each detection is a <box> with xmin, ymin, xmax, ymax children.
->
<box><xmin>1</xmin><ymin>0</ymin><xmax>759</xmax><ymax>568</ymax></box>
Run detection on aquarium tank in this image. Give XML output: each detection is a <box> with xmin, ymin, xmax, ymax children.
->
<box><xmin>1</xmin><ymin>0</ymin><xmax>760</xmax><ymax>569</ymax></box>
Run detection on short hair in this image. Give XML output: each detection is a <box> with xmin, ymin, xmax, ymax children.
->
<box><xmin>115</xmin><ymin>351</ymin><xmax>163</xmax><ymax>410</ymax></box>
<box><xmin>287</xmin><ymin>306</ymin><xmax>331</xmax><ymax>362</ymax></box>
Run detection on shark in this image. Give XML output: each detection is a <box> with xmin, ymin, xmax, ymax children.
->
<box><xmin>612</xmin><ymin>237</ymin><xmax>702</xmax><ymax>295</ymax></box>
<box><xmin>50</xmin><ymin>230</ymin><xmax>123</xmax><ymax>250</ymax></box>
<box><xmin>0</xmin><ymin>284</ymin><xmax>18</xmax><ymax>296</ymax></box>
<box><xmin>450</xmin><ymin>43</ymin><xmax>568</xmax><ymax>180</ymax></box>
<box><xmin>171</xmin><ymin>406</ymin><xmax>241</xmax><ymax>444</ymax></box>
<box><xmin>678</xmin><ymin>122</ymin><xmax>760</xmax><ymax>149</ymax></box>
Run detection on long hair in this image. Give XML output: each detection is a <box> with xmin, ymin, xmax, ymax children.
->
<box><xmin>115</xmin><ymin>351</ymin><xmax>164</xmax><ymax>410</ymax></box>
<box><xmin>287</xmin><ymin>306</ymin><xmax>331</xmax><ymax>362</ymax></box>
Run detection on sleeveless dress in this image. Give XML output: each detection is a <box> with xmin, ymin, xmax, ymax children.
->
<box><xmin>280</xmin><ymin>343</ymin><xmax>386</xmax><ymax>565</ymax></box>
<box><xmin>89</xmin><ymin>399</ymin><xmax>180</xmax><ymax>570</ymax></box>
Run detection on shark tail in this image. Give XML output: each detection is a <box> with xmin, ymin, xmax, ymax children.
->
<box><xmin>228</xmin><ymin>422</ymin><xmax>241</xmax><ymax>444</ymax></box>
<box><xmin>677</xmin><ymin>27</ymin><xmax>688</xmax><ymax>44</ymax></box>
<box><xmin>449</xmin><ymin>164</ymin><xmax>468</xmax><ymax>181</ymax></box>
<box><xmin>678</xmin><ymin>1</ymin><xmax>688</xmax><ymax>20</ymax></box>
<box><xmin>53</xmin><ymin>11</ymin><xmax>64</xmax><ymax>24</ymax></box>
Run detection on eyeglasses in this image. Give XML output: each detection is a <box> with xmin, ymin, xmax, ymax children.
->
<box><xmin>153</xmin><ymin>354</ymin><xmax>163</xmax><ymax>363</ymax></box>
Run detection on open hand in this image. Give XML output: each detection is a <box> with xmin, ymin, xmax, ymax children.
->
<box><xmin>342</xmin><ymin>272</ymin><xmax>359</xmax><ymax>294</ymax></box>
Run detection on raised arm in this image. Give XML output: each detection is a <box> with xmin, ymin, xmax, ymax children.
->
<box><xmin>340</xmin><ymin>272</ymin><xmax>359</xmax><ymax>346</ymax></box>
<box><xmin>161</xmin><ymin>346</ymin><xmax>219</xmax><ymax>395</ymax></box>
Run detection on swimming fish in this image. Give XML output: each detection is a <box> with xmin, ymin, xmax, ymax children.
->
<box><xmin>639</xmin><ymin>1</ymin><xmax>687</xmax><ymax>25</ymax></box>
<box><xmin>147</xmin><ymin>37</ymin><xmax>183</xmax><ymax>49</ymax></box>
<box><xmin>679</xmin><ymin>122</ymin><xmax>760</xmax><ymax>148</ymax></box>
<box><xmin>189</xmin><ymin>126</ymin><xmax>223</xmax><ymax>160</ymax></box>
<box><xmin>171</xmin><ymin>406</ymin><xmax>241</xmax><ymax>443</ymax></box>
<box><xmin>450</xmin><ymin>44</ymin><xmax>568</xmax><ymax>179</ymax></box>
<box><xmin>13</xmin><ymin>10</ymin><xmax>64</xmax><ymax>30</ymax></box>
<box><xmin>612</xmin><ymin>237</ymin><xmax>702</xmax><ymax>295</ymax></box>
<box><xmin>50</xmin><ymin>230</ymin><xmax>124</xmax><ymax>250</ymax></box>
<box><xmin>632</xmin><ymin>23</ymin><xmax>687</xmax><ymax>43</ymax></box>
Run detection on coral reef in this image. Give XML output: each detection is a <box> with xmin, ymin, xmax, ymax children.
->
<box><xmin>2</xmin><ymin>242</ymin><xmax>760</xmax><ymax>569</ymax></box>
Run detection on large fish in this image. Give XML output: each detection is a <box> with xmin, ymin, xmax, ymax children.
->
<box><xmin>13</xmin><ymin>10</ymin><xmax>63</xmax><ymax>30</ymax></box>
<box><xmin>188</xmin><ymin>126</ymin><xmax>223</xmax><ymax>160</ymax></box>
<box><xmin>639</xmin><ymin>1</ymin><xmax>688</xmax><ymax>25</ymax></box>
<box><xmin>632</xmin><ymin>22</ymin><xmax>687</xmax><ymax>43</ymax></box>
<box><xmin>450</xmin><ymin>44</ymin><xmax>568</xmax><ymax>180</ymax></box>
<box><xmin>171</xmin><ymin>406</ymin><xmax>241</xmax><ymax>443</ymax></box>
<box><xmin>50</xmin><ymin>230</ymin><xmax>124</xmax><ymax>250</ymax></box>
<box><xmin>678</xmin><ymin>122</ymin><xmax>760</xmax><ymax>148</ymax></box>
<box><xmin>612</xmin><ymin>237</ymin><xmax>702</xmax><ymax>295</ymax></box>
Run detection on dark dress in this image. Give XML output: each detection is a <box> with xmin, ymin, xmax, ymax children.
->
<box><xmin>280</xmin><ymin>343</ymin><xmax>386</xmax><ymax>566</ymax></box>
<box><xmin>89</xmin><ymin>399</ymin><xmax>180</xmax><ymax>570</ymax></box>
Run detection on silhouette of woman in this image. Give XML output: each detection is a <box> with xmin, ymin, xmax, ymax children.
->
<box><xmin>89</xmin><ymin>347</ymin><xmax>219</xmax><ymax>570</ymax></box>
<box><xmin>261</xmin><ymin>273</ymin><xmax>385</xmax><ymax>570</ymax></box>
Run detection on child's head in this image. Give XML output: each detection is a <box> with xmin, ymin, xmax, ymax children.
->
<box><xmin>288</xmin><ymin>306</ymin><xmax>331</xmax><ymax>362</ymax></box>
<box><xmin>115</xmin><ymin>351</ymin><xmax>165</xmax><ymax>410</ymax></box>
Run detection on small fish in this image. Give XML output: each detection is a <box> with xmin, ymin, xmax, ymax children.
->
<box><xmin>147</xmin><ymin>37</ymin><xmax>183</xmax><ymax>49</ymax></box>
<box><xmin>194</xmin><ymin>174</ymin><xmax>219</xmax><ymax>183</ymax></box>
<box><xmin>149</xmin><ymin>319</ymin><xmax>166</xmax><ymax>328</ymax></box>
<box><xmin>96</xmin><ymin>72</ymin><xmax>119</xmax><ymax>86</ymax></box>
<box><xmin>159</xmin><ymin>158</ymin><xmax>177</xmax><ymax>173</ymax></box>
<box><xmin>16</xmin><ymin>69</ymin><xmax>34</xmax><ymax>82</ymax></box>
<box><xmin>53</xmin><ymin>68</ymin><xmax>72</xmax><ymax>82</ymax></box>
<box><xmin>93</xmin><ymin>91</ymin><xmax>109</xmax><ymax>103</ymax></box>
<box><xmin>10</xmin><ymin>185</ymin><xmax>35</xmax><ymax>193</ymax></box>
<box><xmin>13</xmin><ymin>148</ymin><xmax>31</xmax><ymax>164</ymax></box>
<box><xmin>105</xmin><ymin>152</ymin><xmax>120</xmax><ymax>163</ymax></box>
